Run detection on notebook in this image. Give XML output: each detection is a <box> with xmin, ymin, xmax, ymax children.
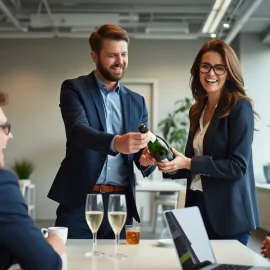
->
<box><xmin>164</xmin><ymin>207</ymin><xmax>269</xmax><ymax>270</ymax></box>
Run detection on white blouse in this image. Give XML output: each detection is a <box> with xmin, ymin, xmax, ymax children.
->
<box><xmin>190</xmin><ymin>106</ymin><xmax>210</xmax><ymax>192</ymax></box>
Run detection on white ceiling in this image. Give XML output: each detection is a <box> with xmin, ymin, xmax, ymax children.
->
<box><xmin>0</xmin><ymin>0</ymin><xmax>270</xmax><ymax>43</ymax></box>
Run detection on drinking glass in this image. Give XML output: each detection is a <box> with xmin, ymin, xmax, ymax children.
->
<box><xmin>108</xmin><ymin>194</ymin><xmax>127</xmax><ymax>259</ymax></box>
<box><xmin>85</xmin><ymin>193</ymin><xmax>104</xmax><ymax>257</ymax></box>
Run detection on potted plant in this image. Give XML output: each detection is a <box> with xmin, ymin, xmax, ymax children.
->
<box><xmin>158</xmin><ymin>97</ymin><xmax>192</xmax><ymax>153</ymax></box>
<box><xmin>11</xmin><ymin>159</ymin><xmax>35</xmax><ymax>181</ymax></box>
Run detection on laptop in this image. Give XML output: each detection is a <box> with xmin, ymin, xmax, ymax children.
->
<box><xmin>164</xmin><ymin>207</ymin><xmax>269</xmax><ymax>270</ymax></box>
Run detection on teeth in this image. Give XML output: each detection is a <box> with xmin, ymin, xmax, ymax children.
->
<box><xmin>206</xmin><ymin>79</ymin><xmax>217</xmax><ymax>83</ymax></box>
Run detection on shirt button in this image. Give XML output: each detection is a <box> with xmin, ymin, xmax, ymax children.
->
<box><xmin>108</xmin><ymin>167</ymin><xmax>111</xmax><ymax>170</ymax></box>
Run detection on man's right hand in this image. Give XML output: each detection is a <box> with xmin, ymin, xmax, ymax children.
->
<box><xmin>114</xmin><ymin>132</ymin><xmax>149</xmax><ymax>154</ymax></box>
<box><xmin>46</xmin><ymin>235</ymin><xmax>65</xmax><ymax>256</ymax></box>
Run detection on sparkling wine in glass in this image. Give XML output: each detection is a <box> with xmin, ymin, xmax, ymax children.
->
<box><xmin>85</xmin><ymin>193</ymin><xmax>104</xmax><ymax>257</ymax></box>
<box><xmin>108</xmin><ymin>194</ymin><xmax>127</xmax><ymax>260</ymax></box>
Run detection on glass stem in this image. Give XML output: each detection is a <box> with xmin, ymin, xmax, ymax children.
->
<box><xmin>115</xmin><ymin>233</ymin><xmax>119</xmax><ymax>255</ymax></box>
<box><xmin>93</xmin><ymin>231</ymin><xmax>97</xmax><ymax>253</ymax></box>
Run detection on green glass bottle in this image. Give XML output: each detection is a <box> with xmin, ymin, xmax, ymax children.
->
<box><xmin>138</xmin><ymin>123</ymin><xmax>177</xmax><ymax>174</ymax></box>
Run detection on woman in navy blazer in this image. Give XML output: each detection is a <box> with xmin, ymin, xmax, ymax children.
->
<box><xmin>159</xmin><ymin>39</ymin><xmax>260</xmax><ymax>245</ymax></box>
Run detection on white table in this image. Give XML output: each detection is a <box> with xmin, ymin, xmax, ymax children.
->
<box><xmin>136</xmin><ymin>179</ymin><xmax>186</xmax><ymax>192</ymax></box>
<box><xmin>60</xmin><ymin>239</ymin><xmax>270</xmax><ymax>270</ymax></box>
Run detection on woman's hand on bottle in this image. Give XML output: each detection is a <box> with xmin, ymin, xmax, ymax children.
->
<box><xmin>157</xmin><ymin>148</ymin><xmax>191</xmax><ymax>172</ymax></box>
<box><xmin>139</xmin><ymin>147</ymin><xmax>156</xmax><ymax>167</ymax></box>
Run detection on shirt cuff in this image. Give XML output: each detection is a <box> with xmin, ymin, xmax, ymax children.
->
<box><xmin>110</xmin><ymin>135</ymin><xmax>119</xmax><ymax>153</ymax></box>
<box><xmin>140</xmin><ymin>164</ymin><xmax>151</xmax><ymax>176</ymax></box>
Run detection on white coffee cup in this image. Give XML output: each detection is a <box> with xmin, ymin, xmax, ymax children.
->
<box><xmin>41</xmin><ymin>226</ymin><xmax>68</xmax><ymax>244</ymax></box>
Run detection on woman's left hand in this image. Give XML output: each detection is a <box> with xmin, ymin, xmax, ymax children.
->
<box><xmin>157</xmin><ymin>147</ymin><xmax>191</xmax><ymax>172</ymax></box>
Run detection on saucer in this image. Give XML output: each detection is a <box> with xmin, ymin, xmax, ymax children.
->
<box><xmin>156</xmin><ymin>239</ymin><xmax>173</xmax><ymax>247</ymax></box>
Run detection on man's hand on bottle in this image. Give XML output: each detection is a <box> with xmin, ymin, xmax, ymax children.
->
<box><xmin>114</xmin><ymin>132</ymin><xmax>149</xmax><ymax>154</ymax></box>
<box><xmin>157</xmin><ymin>147</ymin><xmax>191</xmax><ymax>172</ymax></box>
<box><xmin>139</xmin><ymin>147</ymin><xmax>156</xmax><ymax>167</ymax></box>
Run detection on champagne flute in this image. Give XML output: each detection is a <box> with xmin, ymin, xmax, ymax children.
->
<box><xmin>108</xmin><ymin>194</ymin><xmax>127</xmax><ymax>260</ymax></box>
<box><xmin>85</xmin><ymin>193</ymin><xmax>104</xmax><ymax>257</ymax></box>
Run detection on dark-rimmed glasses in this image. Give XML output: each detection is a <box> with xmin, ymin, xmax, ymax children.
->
<box><xmin>0</xmin><ymin>123</ymin><xmax>11</xmax><ymax>135</ymax></box>
<box><xmin>199</xmin><ymin>63</ymin><xmax>227</xmax><ymax>75</ymax></box>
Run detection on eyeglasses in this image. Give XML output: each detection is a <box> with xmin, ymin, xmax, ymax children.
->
<box><xmin>0</xmin><ymin>123</ymin><xmax>11</xmax><ymax>135</ymax></box>
<box><xmin>199</xmin><ymin>63</ymin><xmax>227</xmax><ymax>75</ymax></box>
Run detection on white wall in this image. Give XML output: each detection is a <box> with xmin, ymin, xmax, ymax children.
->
<box><xmin>0</xmin><ymin>38</ymin><xmax>206</xmax><ymax>220</ymax></box>
<box><xmin>239</xmin><ymin>34</ymin><xmax>270</xmax><ymax>183</ymax></box>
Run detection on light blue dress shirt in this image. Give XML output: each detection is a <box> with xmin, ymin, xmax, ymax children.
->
<box><xmin>94</xmin><ymin>72</ymin><xmax>129</xmax><ymax>186</ymax></box>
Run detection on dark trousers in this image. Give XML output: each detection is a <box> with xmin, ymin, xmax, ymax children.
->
<box><xmin>55</xmin><ymin>191</ymin><xmax>133</xmax><ymax>239</ymax></box>
<box><xmin>188</xmin><ymin>190</ymin><xmax>250</xmax><ymax>246</ymax></box>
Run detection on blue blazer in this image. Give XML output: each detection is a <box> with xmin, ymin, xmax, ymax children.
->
<box><xmin>0</xmin><ymin>169</ymin><xmax>61</xmax><ymax>270</ymax></box>
<box><xmin>165</xmin><ymin>98</ymin><xmax>260</xmax><ymax>236</ymax></box>
<box><xmin>48</xmin><ymin>72</ymin><xmax>155</xmax><ymax>222</ymax></box>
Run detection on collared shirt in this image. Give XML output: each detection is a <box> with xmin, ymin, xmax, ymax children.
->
<box><xmin>94</xmin><ymin>71</ymin><xmax>129</xmax><ymax>186</ymax></box>
<box><xmin>190</xmin><ymin>106</ymin><xmax>210</xmax><ymax>192</ymax></box>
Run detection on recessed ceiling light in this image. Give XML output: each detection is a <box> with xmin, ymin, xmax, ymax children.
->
<box><xmin>211</xmin><ymin>33</ymin><xmax>217</xmax><ymax>38</ymax></box>
<box><xmin>223</xmin><ymin>23</ymin><xmax>230</xmax><ymax>28</ymax></box>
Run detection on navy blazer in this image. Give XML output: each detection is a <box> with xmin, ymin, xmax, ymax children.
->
<box><xmin>0</xmin><ymin>169</ymin><xmax>61</xmax><ymax>270</ymax></box>
<box><xmin>48</xmin><ymin>72</ymin><xmax>155</xmax><ymax>222</ymax></box>
<box><xmin>165</xmin><ymin>98</ymin><xmax>260</xmax><ymax>236</ymax></box>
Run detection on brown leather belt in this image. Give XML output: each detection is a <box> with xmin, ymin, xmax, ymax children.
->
<box><xmin>93</xmin><ymin>184</ymin><xmax>128</xmax><ymax>193</ymax></box>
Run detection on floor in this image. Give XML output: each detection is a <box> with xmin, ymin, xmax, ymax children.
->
<box><xmin>36</xmin><ymin>218</ymin><xmax>269</xmax><ymax>256</ymax></box>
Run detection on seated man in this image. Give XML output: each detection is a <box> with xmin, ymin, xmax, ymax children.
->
<box><xmin>0</xmin><ymin>92</ymin><xmax>65</xmax><ymax>270</ymax></box>
<box><xmin>261</xmin><ymin>236</ymin><xmax>270</xmax><ymax>258</ymax></box>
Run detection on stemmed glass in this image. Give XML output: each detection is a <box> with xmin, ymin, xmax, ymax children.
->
<box><xmin>85</xmin><ymin>193</ymin><xmax>105</xmax><ymax>257</ymax></box>
<box><xmin>108</xmin><ymin>194</ymin><xmax>127</xmax><ymax>260</ymax></box>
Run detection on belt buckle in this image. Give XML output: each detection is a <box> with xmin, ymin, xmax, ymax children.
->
<box><xmin>99</xmin><ymin>185</ymin><xmax>106</xmax><ymax>193</ymax></box>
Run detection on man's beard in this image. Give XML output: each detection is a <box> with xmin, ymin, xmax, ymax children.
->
<box><xmin>97</xmin><ymin>59</ymin><xmax>125</xmax><ymax>82</ymax></box>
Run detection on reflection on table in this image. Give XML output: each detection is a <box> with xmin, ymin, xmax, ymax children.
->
<box><xmin>60</xmin><ymin>239</ymin><xmax>270</xmax><ymax>270</ymax></box>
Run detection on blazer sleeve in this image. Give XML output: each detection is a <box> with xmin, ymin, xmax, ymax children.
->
<box><xmin>0</xmin><ymin>170</ymin><xmax>62</xmax><ymax>270</ymax></box>
<box><xmin>60</xmin><ymin>79</ymin><xmax>116</xmax><ymax>155</ymax></box>
<box><xmin>163</xmin><ymin>169</ymin><xmax>188</xmax><ymax>179</ymax></box>
<box><xmin>191</xmin><ymin>99</ymin><xmax>254</xmax><ymax>180</ymax></box>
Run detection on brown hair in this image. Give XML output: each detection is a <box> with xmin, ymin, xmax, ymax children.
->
<box><xmin>89</xmin><ymin>24</ymin><xmax>130</xmax><ymax>54</ymax></box>
<box><xmin>0</xmin><ymin>92</ymin><xmax>8</xmax><ymax>106</ymax></box>
<box><xmin>189</xmin><ymin>38</ymin><xmax>258</xmax><ymax>132</ymax></box>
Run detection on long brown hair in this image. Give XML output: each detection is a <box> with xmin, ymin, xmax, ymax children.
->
<box><xmin>189</xmin><ymin>38</ymin><xmax>258</xmax><ymax>132</ymax></box>
<box><xmin>0</xmin><ymin>92</ymin><xmax>8</xmax><ymax>106</ymax></box>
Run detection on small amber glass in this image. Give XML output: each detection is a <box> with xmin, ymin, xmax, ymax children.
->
<box><xmin>125</xmin><ymin>225</ymin><xmax>140</xmax><ymax>245</ymax></box>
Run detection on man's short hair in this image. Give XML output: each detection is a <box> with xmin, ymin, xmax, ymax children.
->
<box><xmin>89</xmin><ymin>24</ymin><xmax>129</xmax><ymax>54</ymax></box>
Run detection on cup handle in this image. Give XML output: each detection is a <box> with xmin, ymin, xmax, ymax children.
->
<box><xmin>41</xmin><ymin>228</ymin><xmax>48</xmax><ymax>238</ymax></box>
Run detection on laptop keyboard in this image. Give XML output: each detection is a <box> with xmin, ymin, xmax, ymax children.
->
<box><xmin>213</xmin><ymin>265</ymin><xmax>251</xmax><ymax>270</ymax></box>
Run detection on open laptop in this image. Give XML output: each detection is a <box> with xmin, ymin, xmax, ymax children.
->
<box><xmin>164</xmin><ymin>207</ymin><xmax>269</xmax><ymax>270</ymax></box>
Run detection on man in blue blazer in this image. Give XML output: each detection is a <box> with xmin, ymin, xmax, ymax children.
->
<box><xmin>48</xmin><ymin>24</ymin><xmax>156</xmax><ymax>239</ymax></box>
<box><xmin>0</xmin><ymin>92</ymin><xmax>64</xmax><ymax>270</ymax></box>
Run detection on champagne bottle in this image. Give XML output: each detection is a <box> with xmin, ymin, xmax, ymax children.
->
<box><xmin>138</xmin><ymin>123</ymin><xmax>177</xmax><ymax>174</ymax></box>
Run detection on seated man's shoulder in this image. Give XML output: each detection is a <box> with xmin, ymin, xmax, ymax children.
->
<box><xmin>0</xmin><ymin>169</ymin><xmax>17</xmax><ymax>185</ymax></box>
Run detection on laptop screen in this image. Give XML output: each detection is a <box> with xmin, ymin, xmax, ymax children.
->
<box><xmin>164</xmin><ymin>207</ymin><xmax>216</xmax><ymax>270</ymax></box>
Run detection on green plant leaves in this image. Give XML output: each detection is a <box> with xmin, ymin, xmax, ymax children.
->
<box><xmin>158</xmin><ymin>97</ymin><xmax>192</xmax><ymax>154</ymax></box>
<box><xmin>11</xmin><ymin>159</ymin><xmax>35</xmax><ymax>179</ymax></box>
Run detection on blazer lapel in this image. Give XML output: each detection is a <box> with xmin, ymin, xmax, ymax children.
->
<box><xmin>203</xmin><ymin>97</ymin><xmax>227</xmax><ymax>155</ymax></box>
<box><xmin>86</xmin><ymin>72</ymin><xmax>107</xmax><ymax>132</ymax></box>
<box><xmin>120</xmin><ymin>85</ymin><xmax>130</xmax><ymax>133</ymax></box>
